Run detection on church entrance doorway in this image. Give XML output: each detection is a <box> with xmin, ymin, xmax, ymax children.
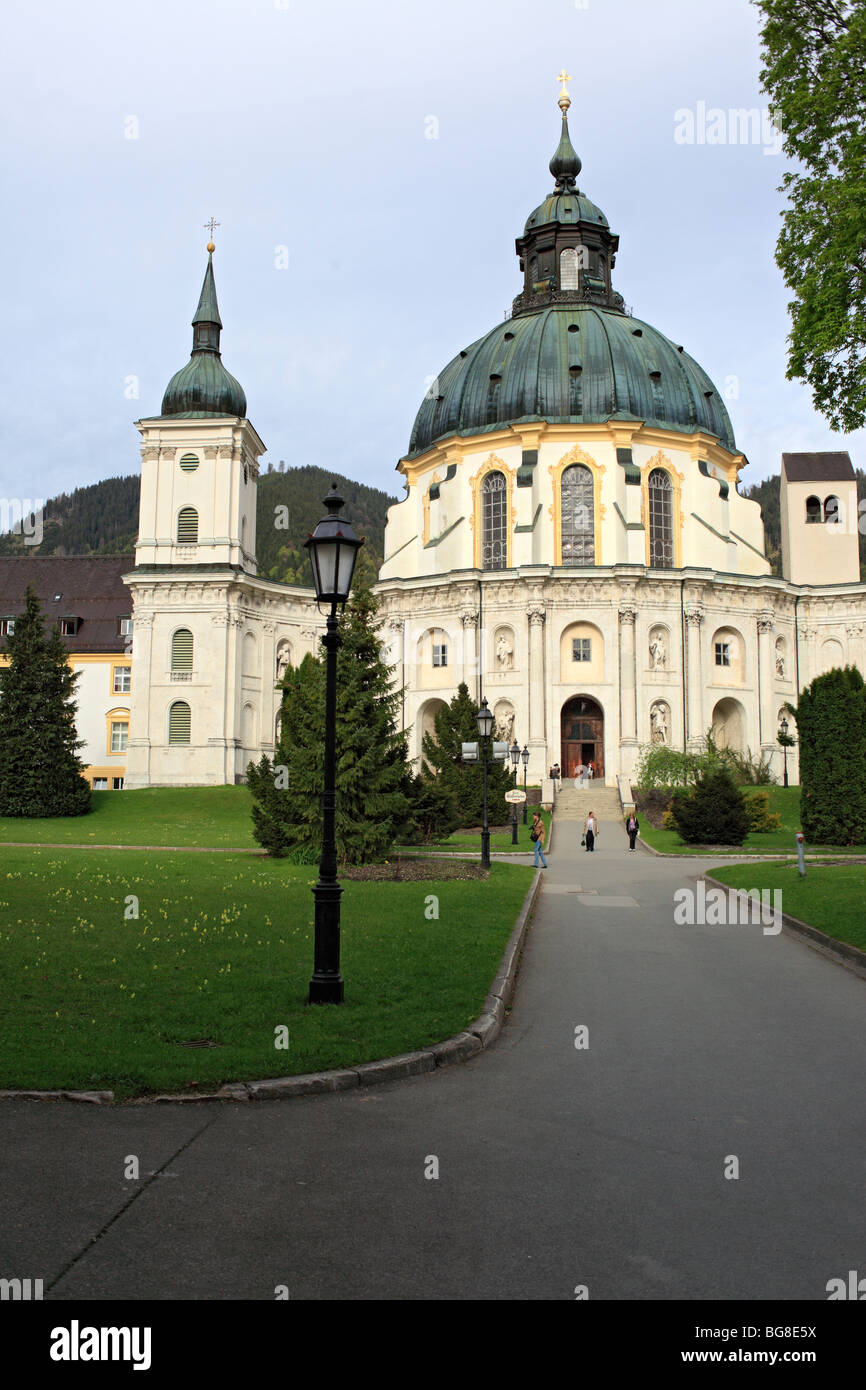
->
<box><xmin>561</xmin><ymin>696</ymin><xmax>604</xmax><ymax>779</ymax></box>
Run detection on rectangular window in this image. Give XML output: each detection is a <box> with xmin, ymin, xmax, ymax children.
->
<box><xmin>60</xmin><ymin>619</ymin><xmax>77</xmax><ymax>636</ymax></box>
<box><xmin>715</xmin><ymin>642</ymin><xmax>731</xmax><ymax>667</ymax></box>
<box><xmin>111</xmin><ymin>721</ymin><xmax>129</xmax><ymax>752</ymax></box>
<box><xmin>92</xmin><ymin>778</ymin><xmax>108</xmax><ymax>790</ymax></box>
<box><xmin>113</xmin><ymin>665</ymin><xmax>132</xmax><ymax>693</ymax></box>
<box><xmin>119</xmin><ymin>618</ymin><xmax>134</xmax><ymax>636</ymax></box>
<box><xmin>0</xmin><ymin>619</ymin><xmax>14</xmax><ymax>635</ymax></box>
<box><xmin>432</xmin><ymin>643</ymin><xmax>448</xmax><ymax>668</ymax></box>
<box><xmin>572</xmin><ymin>638</ymin><xmax>592</xmax><ymax>662</ymax></box>
<box><xmin>112</xmin><ymin>777</ymin><xmax>124</xmax><ymax>790</ymax></box>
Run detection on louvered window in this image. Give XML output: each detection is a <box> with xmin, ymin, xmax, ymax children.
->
<box><xmin>168</xmin><ymin>701</ymin><xmax>191</xmax><ymax>745</ymax></box>
<box><xmin>481</xmin><ymin>471</ymin><xmax>507</xmax><ymax>571</ymax></box>
<box><xmin>171</xmin><ymin>629</ymin><xmax>194</xmax><ymax>675</ymax></box>
<box><xmin>179</xmin><ymin>453</ymin><xmax>199</xmax><ymax>472</ymax></box>
<box><xmin>177</xmin><ymin>508</ymin><xmax>198</xmax><ymax>543</ymax></box>
<box><xmin>648</xmin><ymin>468</ymin><xmax>674</xmax><ymax>568</ymax></box>
<box><xmin>561</xmin><ymin>464</ymin><xmax>594</xmax><ymax>565</ymax></box>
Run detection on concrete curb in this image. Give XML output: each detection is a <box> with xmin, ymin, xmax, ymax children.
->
<box><xmin>0</xmin><ymin>869</ymin><xmax>544</xmax><ymax>1107</ymax></box>
<box><xmin>702</xmin><ymin>873</ymin><xmax>866</xmax><ymax>981</ymax></box>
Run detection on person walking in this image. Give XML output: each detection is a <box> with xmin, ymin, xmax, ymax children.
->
<box><xmin>530</xmin><ymin>811</ymin><xmax>548</xmax><ymax>868</ymax></box>
<box><xmin>583</xmin><ymin>810</ymin><xmax>598</xmax><ymax>852</ymax></box>
<box><xmin>626</xmin><ymin>811</ymin><xmax>639</xmax><ymax>851</ymax></box>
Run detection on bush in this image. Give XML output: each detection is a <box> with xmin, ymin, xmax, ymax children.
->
<box><xmin>661</xmin><ymin>807</ymin><xmax>677</xmax><ymax>831</ymax></box>
<box><xmin>744</xmin><ymin>791</ymin><xmax>782</xmax><ymax>832</ymax></box>
<box><xmin>671</xmin><ymin>768</ymin><xmax>750</xmax><ymax>845</ymax></box>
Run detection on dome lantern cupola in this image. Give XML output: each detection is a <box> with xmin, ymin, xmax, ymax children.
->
<box><xmin>514</xmin><ymin>73</ymin><xmax>623</xmax><ymax>317</ymax></box>
<box><xmin>161</xmin><ymin>241</ymin><xmax>247</xmax><ymax>419</ymax></box>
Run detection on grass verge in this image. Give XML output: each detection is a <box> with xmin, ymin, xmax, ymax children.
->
<box><xmin>708</xmin><ymin>862</ymin><xmax>866</xmax><ymax>952</ymax></box>
<box><xmin>636</xmin><ymin>786</ymin><xmax>866</xmax><ymax>857</ymax></box>
<box><xmin>0</xmin><ymin>847</ymin><xmax>533</xmax><ymax>1099</ymax></box>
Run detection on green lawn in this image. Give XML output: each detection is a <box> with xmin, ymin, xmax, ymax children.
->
<box><xmin>0</xmin><ymin>786</ymin><xmax>257</xmax><ymax>848</ymax></box>
<box><xmin>708</xmin><ymin>862</ymin><xmax>866</xmax><ymax>952</ymax></box>
<box><xmin>636</xmin><ymin>785</ymin><xmax>866</xmax><ymax>857</ymax></box>
<box><xmin>398</xmin><ymin>808</ymin><xmax>550</xmax><ymax>856</ymax></box>
<box><xmin>0</xmin><ymin>847</ymin><xmax>533</xmax><ymax>1098</ymax></box>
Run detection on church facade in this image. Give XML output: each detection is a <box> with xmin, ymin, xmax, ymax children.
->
<box><xmin>118</xmin><ymin>86</ymin><xmax>864</xmax><ymax>792</ymax></box>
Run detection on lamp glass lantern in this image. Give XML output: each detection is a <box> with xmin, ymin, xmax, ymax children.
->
<box><xmin>304</xmin><ymin>483</ymin><xmax>363</xmax><ymax>606</ymax></box>
<box><xmin>510</xmin><ymin>739</ymin><xmax>521</xmax><ymax>768</ymax></box>
<box><xmin>521</xmin><ymin>745</ymin><xmax>530</xmax><ymax>767</ymax></box>
<box><xmin>476</xmin><ymin>698</ymin><xmax>494</xmax><ymax>740</ymax></box>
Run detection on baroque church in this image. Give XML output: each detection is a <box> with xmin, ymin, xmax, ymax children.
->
<box><xmin>7</xmin><ymin>82</ymin><xmax>864</xmax><ymax>792</ymax></box>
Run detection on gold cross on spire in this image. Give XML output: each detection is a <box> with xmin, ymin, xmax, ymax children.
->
<box><xmin>203</xmin><ymin>216</ymin><xmax>220</xmax><ymax>252</ymax></box>
<box><xmin>556</xmin><ymin>69</ymin><xmax>571</xmax><ymax>114</ymax></box>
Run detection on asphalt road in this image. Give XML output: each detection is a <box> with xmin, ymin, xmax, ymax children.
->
<box><xmin>2</xmin><ymin>819</ymin><xmax>864</xmax><ymax>1301</ymax></box>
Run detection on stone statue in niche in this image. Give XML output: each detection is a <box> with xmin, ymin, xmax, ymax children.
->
<box><xmin>496</xmin><ymin>704</ymin><xmax>515</xmax><ymax>745</ymax></box>
<box><xmin>776</xmin><ymin>653</ymin><xmax>786</xmax><ymax>679</ymax></box>
<box><xmin>496</xmin><ymin>632</ymin><xmax>514</xmax><ymax>670</ymax></box>
<box><xmin>649</xmin><ymin>632</ymin><xmax>667</xmax><ymax>670</ymax></box>
<box><xmin>650</xmin><ymin>702</ymin><xmax>669</xmax><ymax>744</ymax></box>
<box><xmin>276</xmin><ymin>645</ymin><xmax>292</xmax><ymax>680</ymax></box>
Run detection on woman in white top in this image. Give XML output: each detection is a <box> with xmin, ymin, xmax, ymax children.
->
<box><xmin>583</xmin><ymin>811</ymin><xmax>598</xmax><ymax>852</ymax></box>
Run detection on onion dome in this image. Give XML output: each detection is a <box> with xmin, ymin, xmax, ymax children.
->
<box><xmin>161</xmin><ymin>245</ymin><xmax>247</xmax><ymax>418</ymax></box>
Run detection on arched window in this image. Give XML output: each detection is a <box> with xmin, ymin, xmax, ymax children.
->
<box><xmin>177</xmin><ymin>507</ymin><xmax>198</xmax><ymax>543</ymax></box>
<box><xmin>805</xmin><ymin>495</ymin><xmax>821</xmax><ymax>524</ymax></box>
<box><xmin>481</xmin><ymin>471</ymin><xmax>507</xmax><ymax>570</ymax></box>
<box><xmin>648</xmin><ymin>468</ymin><xmax>674</xmax><ymax>568</ymax></box>
<box><xmin>561</xmin><ymin>464</ymin><xmax>594</xmax><ymax>565</ymax></box>
<box><xmin>242</xmin><ymin>631</ymin><xmax>258</xmax><ymax>677</ymax></box>
<box><xmin>171</xmin><ymin>628</ymin><xmax>194</xmax><ymax>676</ymax></box>
<box><xmin>824</xmin><ymin>494</ymin><xmax>840</xmax><ymax>523</ymax></box>
<box><xmin>560</xmin><ymin>247</ymin><xmax>580</xmax><ymax>289</ymax></box>
<box><xmin>168</xmin><ymin>701</ymin><xmax>191</xmax><ymax>746</ymax></box>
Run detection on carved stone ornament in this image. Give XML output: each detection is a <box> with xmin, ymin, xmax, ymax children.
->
<box><xmin>527</xmin><ymin>605</ymin><xmax>546</xmax><ymax>626</ymax></box>
<box><xmin>757</xmin><ymin>616</ymin><xmax>775</xmax><ymax>634</ymax></box>
<box><xmin>650</xmin><ymin>700</ymin><xmax>670</xmax><ymax>745</ymax></box>
<box><xmin>649</xmin><ymin>630</ymin><xmax>667</xmax><ymax>670</ymax></box>
<box><xmin>460</xmin><ymin>609</ymin><xmax>480</xmax><ymax>629</ymax></box>
<box><xmin>618</xmin><ymin>605</ymin><xmax>637</xmax><ymax>625</ymax></box>
<box><xmin>685</xmin><ymin>607</ymin><xmax>704</xmax><ymax>628</ymax></box>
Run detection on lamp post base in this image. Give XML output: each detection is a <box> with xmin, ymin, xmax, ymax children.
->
<box><xmin>481</xmin><ymin>829</ymin><xmax>491</xmax><ymax>870</ymax></box>
<box><xmin>308</xmin><ymin>878</ymin><xmax>345</xmax><ymax>1005</ymax></box>
<box><xmin>308</xmin><ymin>975</ymin><xmax>345</xmax><ymax>1005</ymax></box>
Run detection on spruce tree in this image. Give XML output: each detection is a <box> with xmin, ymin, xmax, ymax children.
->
<box><xmin>671</xmin><ymin>767</ymin><xmax>749</xmax><ymax>846</ymax></box>
<box><xmin>794</xmin><ymin>666</ymin><xmax>866</xmax><ymax>843</ymax></box>
<box><xmin>421</xmin><ymin>682</ymin><xmax>514</xmax><ymax>827</ymax></box>
<box><xmin>0</xmin><ymin>586</ymin><xmax>91</xmax><ymax>817</ymax></box>
<box><xmin>248</xmin><ymin>580</ymin><xmax>412</xmax><ymax>863</ymax></box>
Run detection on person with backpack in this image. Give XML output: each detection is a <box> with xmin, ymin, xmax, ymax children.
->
<box><xmin>530</xmin><ymin>812</ymin><xmax>548</xmax><ymax>868</ymax></box>
<box><xmin>626</xmin><ymin>811</ymin><xmax>639</xmax><ymax>851</ymax></box>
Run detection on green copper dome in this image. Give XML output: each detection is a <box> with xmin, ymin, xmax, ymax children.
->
<box><xmin>408</xmin><ymin>304</ymin><xmax>736</xmax><ymax>458</ymax></box>
<box><xmin>407</xmin><ymin>101</ymin><xmax>736</xmax><ymax>459</ymax></box>
<box><xmin>161</xmin><ymin>251</ymin><xmax>247</xmax><ymax>418</ymax></box>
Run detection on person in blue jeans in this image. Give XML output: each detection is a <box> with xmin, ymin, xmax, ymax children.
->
<box><xmin>530</xmin><ymin>812</ymin><xmax>548</xmax><ymax>868</ymax></box>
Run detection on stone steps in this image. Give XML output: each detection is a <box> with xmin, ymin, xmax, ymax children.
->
<box><xmin>554</xmin><ymin>784</ymin><xmax>624</xmax><ymax>822</ymax></box>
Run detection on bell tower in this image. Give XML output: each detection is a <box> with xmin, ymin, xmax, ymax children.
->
<box><xmin>134</xmin><ymin>239</ymin><xmax>263</xmax><ymax>574</ymax></box>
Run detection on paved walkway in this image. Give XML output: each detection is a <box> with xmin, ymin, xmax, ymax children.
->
<box><xmin>2</xmin><ymin>819</ymin><xmax>864</xmax><ymax>1300</ymax></box>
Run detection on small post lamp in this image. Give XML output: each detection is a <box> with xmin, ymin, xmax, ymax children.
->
<box><xmin>509</xmin><ymin>739</ymin><xmax>521</xmax><ymax>845</ymax></box>
<box><xmin>476</xmin><ymin>697</ymin><xmax>494</xmax><ymax>869</ymax></box>
<box><xmin>304</xmin><ymin>484</ymin><xmax>364</xmax><ymax>1004</ymax></box>
<box><xmin>521</xmin><ymin>744</ymin><xmax>530</xmax><ymax>824</ymax></box>
<box><xmin>778</xmin><ymin>714</ymin><xmax>791</xmax><ymax>789</ymax></box>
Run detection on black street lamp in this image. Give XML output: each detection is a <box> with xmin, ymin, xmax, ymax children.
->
<box><xmin>303</xmin><ymin>484</ymin><xmax>363</xmax><ymax>1004</ymax></box>
<box><xmin>509</xmin><ymin>739</ymin><xmax>521</xmax><ymax>845</ymax></box>
<box><xmin>476</xmin><ymin>697</ymin><xmax>494</xmax><ymax>869</ymax></box>
<box><xmin>521</xmin><ymin>744</ymin><xmax>530</xmax><ymax>824</ymax></box>
<box><xmin>779</xmin><ymin>714</ymin><xmax>791</xmax><ymax>789</ymax></box>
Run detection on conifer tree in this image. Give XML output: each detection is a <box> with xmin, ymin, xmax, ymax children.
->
<box><xmin>793</xmin><ymin>666</ymin><xmax>866</xmax><ymax>843</ymax></box>
<box><xmin>248</xmin><ymin>580</ymin><xmax>412</xmax><ymax>862</ymax></box>
<box><xmin>421</xmin><ymin>682</ymin><xmax>514</xmax><ymax>827</ymax></box>
<box><xmin>0</xmin><ymin>586</ymin><xmax>91</xmax><ymax>817</ymax></box>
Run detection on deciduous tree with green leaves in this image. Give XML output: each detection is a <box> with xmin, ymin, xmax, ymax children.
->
<box><xmin>0</xmin><ymin>586</ymin><xmax>91</xmax><ymax>817</ymax></box>
<box><xmin>752</xmin><ymin>0</ymin><xmax>866</xmax><ymax>430</ymax></box>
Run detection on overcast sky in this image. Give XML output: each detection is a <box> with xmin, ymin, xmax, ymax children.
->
<box><xmin>2</xmin><ymin>0</ymin><xmax>862</xmax><ymax>510</ymax></box>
